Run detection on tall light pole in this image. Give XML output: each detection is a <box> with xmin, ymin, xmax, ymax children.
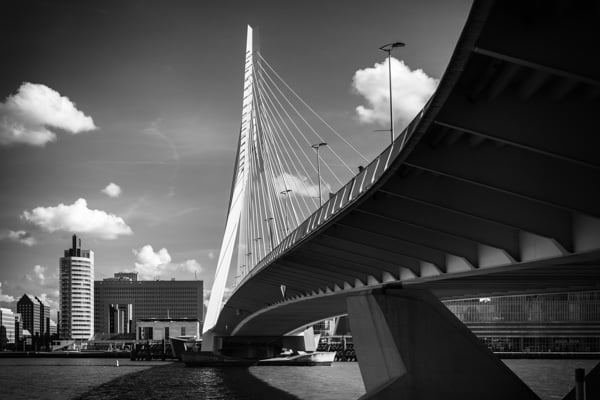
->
<box><xmin>280</xmin><ymin>189</ymin><xmax>292</xmax><ymax>232</ymax></box>
<box><xmin>254</xmin><ymin>237</ymin><xmax>262</xmax><ymax>260</ymax></box>
<box><xmin>265</xmin><ymin>217</ymin><xmax>275</xmax><ymax>251</ymax></box>
<box><xmin>379</xmin><ymin>42</ymin><xmax>405</xmax><ymax>144</ymax></box>
<box><xmin>246</xmin><ymin>251</ymin><xmax>252</xmax><ymax>269</ymax></box>
<box><xmin>311</xmin><ymin>142</ymin><xmax>327</xmax><ymax>207</ymax></box>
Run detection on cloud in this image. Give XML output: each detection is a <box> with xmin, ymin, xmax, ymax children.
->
<box><xmin>203</xmin><ymin>286</ymin><xmax>233</xmax><ymax>309</ymax></box>
<box><xmin>0</xmin><ymin>82</ymin><xmax>96</xmax><ymax>146</ymax></box>
<box><xmin>274</xmin><ymin>172</ymin><xmax>331</xmax><ymax>198</ymax></box>
<box><xmin>352</xmin><ymin>58</ymin><xmax>438</xmax><ymax>127</ymax></box>
<box><xmin>37</xmin><ymin>293</ymin><xmax>59</xmax><ymax>310</ymax></box>
<box><xmin>33</xmin><ymin>265</ymin><xmax>46</xmax><ymax>284</ymax></box>
<box><xmin>133</xmin><ymin>244</ymin><xmax>202</xmax><ymax>280</ymax></box>
<box><xmin>0</xmin><ymin>282</ymin><xmax>15</xmax><ymax>303</ymax></box>
<box><xmin>22</xmin><ymin>198</ymin><xmax>133</xmax><ymax>239</ymax></box>
<box><xmin>0</xmin><ymin>229</ymin><xmax>36</xmax><ymax>246</ymax></box>
<box><xmin>102</xmin><ymin>182</ymin><xmax>122</xmax><ymax>198</ymax></box>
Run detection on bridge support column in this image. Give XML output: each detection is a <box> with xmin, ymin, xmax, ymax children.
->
<box><xmin>200</xmin><ymin>329</ymin><xmax>222</xmax><ymax>352</ymax></box>
<box><xmin>347</xmin><ymin>288</ymin><xmax>540</xmax><ymax>400</ymax></box>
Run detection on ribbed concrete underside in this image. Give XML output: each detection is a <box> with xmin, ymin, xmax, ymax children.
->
<box><xmin>214</xmin><ymin>0</ymin><xmax>600</xmax><ymax>337</ymax></box>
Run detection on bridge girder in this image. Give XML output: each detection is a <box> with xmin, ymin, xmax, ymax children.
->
<box><xmin>214</xmin><ymin>0</ymin><xmax>600</xmax><ymax>337</ymax></box>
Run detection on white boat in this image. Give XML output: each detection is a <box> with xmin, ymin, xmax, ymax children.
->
<box><xmin>257</xmin><ymin>351</ymin><xmax>336</xmax><ymax>366</ymax></box>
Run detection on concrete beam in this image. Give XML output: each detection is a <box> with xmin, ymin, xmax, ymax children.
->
<box><xmin>349</xmin><ymin>210</ymin><xmax>480</xmax><ymax>267</ymax></box>
<box><xmin>405</xmin><ymin>136</ymin><xmax>600</xmax><ymax>218</ymax></box>
<box><xmin>359</xmin><ymin>192</ymin><xmax>521</xmax><ymax>261</ymax></box>
<box><xmin>383</xmin><ymin>170</ymin><xmax>573</xmax><ymax>252</ymax></box>
<box><xmin>347</xmin><ymin>288</ymin><xmax>540</xmax><ymax>399</ymax></box>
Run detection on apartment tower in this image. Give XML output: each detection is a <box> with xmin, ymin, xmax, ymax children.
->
<box><xmin>59</xmin><ymin>235</ymin><xmax>94</xmax><ymax>340</ymax></box>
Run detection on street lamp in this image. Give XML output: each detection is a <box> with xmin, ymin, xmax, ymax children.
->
<box><xmin>379</xmin><ymin>41</ymin><xmax>405</xmax><ymax>144</ymax></box>
<box><xmin>265</xmin><ymin>217</ymin><xmax>275</xmax><ymax>251</ymax></box>
<box><xmin>311</xmin><ymin>142</ymin><xmax>327</xmax><ymax>207</ymax></box>
<box><xmin>280</xmin><ymin>189</ymin><xmax>292</xmax><ymax>232</ymax></box>
<box><xmin>253</xmin><ymin>237</ymin><xmax>262</xmax><ymax>260</ymax></box>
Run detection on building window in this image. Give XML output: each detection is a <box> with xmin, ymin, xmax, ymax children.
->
<box><xmin>181</xmin><ymin>326</ymin><xmax>186</xmax><ymax>336</ymax></box>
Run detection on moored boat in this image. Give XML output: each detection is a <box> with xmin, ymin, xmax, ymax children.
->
<box><xmin>257</xmin><ymin>351</ymin><xmax>335</xmax><ymax>366</ymax></box>
<box><xmin>181</xmin><ymin>351</ymin><xmax>257</xmax><ymax>367</ymax></box>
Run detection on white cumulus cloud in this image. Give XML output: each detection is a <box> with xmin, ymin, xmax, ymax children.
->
<box><xmin>274</xmin><ymin>172</ymin><xmax>331</xmax><ymax>199</ymax></box>
<box><xmin>353</xmin><ymin>58</ymin><xmax>438</xmax><ymax>128</ymax></box>
<box><xmin>0</xmin><ymin>282</ymin><xmax>15</xmax><ymax>303</ymax></box>
<box><xmin>203</xmin><ymin>286</ymin><xmax>233</xmax><ymax>309</ymax></box>
<box><xmin>0</xmin><ymin>229</ymin><xmax>36</xmax><ymax>246</ymax></box>
<box><xmin>33</xmin><ymin>265</ymin><xmax>46</xmax><ymax>283</ymax></box>
<box><xmin>22</xmin><ymin>198</ymin><xmax>133</xmax><ymax>239</ymax></box>
<box><xmin>102</xmin><ymin>182</ymin><xmax>122</xmax><ymax>198</ymax></box>
<box><xmin>37</xmin><ymin>293</ymin><xmax>59</xmax><ymax>310</ymax></box>
<box><xmin>0</xmin><ymin>82</ymin><xmax>97</xmax><ymax>146</ymax></box>
<box><xmin>133</xmin><ymin>244</ymin><xmax>202</xmax><ymax>280</ymax></box>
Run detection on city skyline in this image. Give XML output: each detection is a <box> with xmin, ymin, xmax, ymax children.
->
<box><xmin>0</xmin><ymin>0</ymin><xmax>471</xmax><ymax>311</ymax></box>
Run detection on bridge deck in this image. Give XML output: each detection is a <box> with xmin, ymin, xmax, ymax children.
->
<box><xmin>215</xmin><ymin>0</ymin><xmax>600</xmax><ymax>337</ymax></box>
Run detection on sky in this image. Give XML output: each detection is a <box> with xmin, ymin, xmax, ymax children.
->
<box><xmin>0</xmin><ymin>0</ymin><xmax>471</xmax><ymax>312</ymax></box>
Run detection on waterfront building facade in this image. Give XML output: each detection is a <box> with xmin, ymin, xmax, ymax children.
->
<box><xmin>136</xmin><ymin>318</ymin><xmax>200</xmax><ymax>341</ymax></box>
<box><xmin>16</xmin><ymin>293</ymin><xmax>41</xmax><ymax>336</ymax></box>
<box><xmin>14</xmin><ymin>312</ymin><xmax>22</xmax><ymax>344</ymax></box>
<box><xmin>36</xmin><ymin>296</ymin><xmax>51</xmax><ymax>339</ymax></box>
<box><xmin>444</xmin><ymin>290</ymin><xmax>600</xmax><ymax>353</ymax></box>
<box><xmin>94</xmin><ymin>273</ymin><xmax>203</xmax><ymax>339</ymax></box>
<box><xmin>60</xmin><ymin>235</ymin><xmax>94</xmax><ymax>340</ymax></box>
<box><xmin>0</xmin><ymin>307</ymin><xmax>16</xmax><ymax>345</ymax></box>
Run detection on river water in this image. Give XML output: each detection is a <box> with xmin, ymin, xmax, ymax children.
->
<box><xmin>0</xmin><ymin>358</ymin><xmax>597</xmax><ymax>399</ymax></box>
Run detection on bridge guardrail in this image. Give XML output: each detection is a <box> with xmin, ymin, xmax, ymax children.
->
<box><xmin>241</xmin><ymin>102</ymin><xmax>430</xmax><ymax>286</ymax></box>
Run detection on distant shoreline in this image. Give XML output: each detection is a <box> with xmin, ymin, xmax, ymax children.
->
<box><xmin>0</xmin><ymin>351</ymin><xmax>133</xmax><ymax>359</ymax></box>
<box><xmin>1</xmin><ymin>350</ymin><xmax>598</xmax><ymax>360</ymax></box>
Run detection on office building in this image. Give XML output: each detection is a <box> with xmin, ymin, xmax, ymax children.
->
<box><xmin>14</xmin><ymin>313</ymin><xmax>22</xmax><ymax>344</ymax></box>
<box><xmin>36</xmin><ymin>296</ymin><xmax>51</xmax><ymax>338</ymax></box>
<box><xmin>0</xmin><ymin>307</ymin><xmax>16</xmax><ymax>344</ymax></box>
<box><xmin>94</xmin><ymin>272</ymin><xmax>202</xmax><ymax>338</ymax></box>
<box><xmin>444</xmin><ymin>290</ymin><xmax>600</xmax><ymax>353</ymax></box>
<box><xmin>136</xmin><ymin>318</ymin><xmax>200</xmax><ymax>341</ymax></box>
<box><xmin>17</xmin><ymin>294</ymin><xmax>41</xmax><ymax>336</ymax></box>
<box><xmin>60</xmin><ymin>234</ymin><xmax>94</xmax><ymax>340</ymax></box>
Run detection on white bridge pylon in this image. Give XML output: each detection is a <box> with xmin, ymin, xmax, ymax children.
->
<box><xmin>202</xmin><ymin>25</ymin><xmax>368</xmax><ymax>335</ymax></box>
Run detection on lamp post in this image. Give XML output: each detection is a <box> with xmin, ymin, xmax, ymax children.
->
<box><xmin>265</xmin><ymin>217</ymin><xmax>274</xmax><ymax>251</ymax></box>
<box><xmin>254</xmin><ymin>237</ymin><xmax>262</xmax><ymax>260</ymax></box>
<box><xmin>379</xmin><ymin>41</ymin><xmax>405</xmax><ymax>144</ymax></box>
<box><xmin>280</xmin><ymin>189</ymin><xmax>292</xmax><ymax>232</ymax></box>
<box><xmin>311</xmin><ymin>142</ymin><xmax>327</xmax><ymax>207</ymax></box>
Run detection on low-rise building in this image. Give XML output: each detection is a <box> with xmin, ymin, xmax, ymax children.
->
<box><xmin>0</xmin><ymin>307</ymin><xmax>16</xmax><ymax>345</ymax></box>
<box><xmin>136</xmin><ymin>318</ymin><xmax>200</xmax><ymax>341</ymax></box>
<box><xmin>94</xmin><ymin>273</ymin><xmax>203</xmax><ymax>339</ymax></box>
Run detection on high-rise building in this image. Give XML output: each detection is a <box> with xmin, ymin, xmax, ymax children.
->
<box><xmin>17</xmin><ymin>294</ymin><xmax>41</xmax><ymax>336</ymax></box>
<box><xmin>36</xmin><ymin>296</ymin><xmax>51</xmax><ymax>337</ymax></box>
<box><xmin>94</xmin><ymin>272</ymin><xmax>202</xmax><ymax>338</ymax></box>
<box><xmin>60</xmin><ymin>234</ymin><xmax>94</xmax><ymax>340</ymax></box>
<box><xmin>14</xmin><ymin>313</ymin><xmax>22</xmax><ymax>344</ymax></box>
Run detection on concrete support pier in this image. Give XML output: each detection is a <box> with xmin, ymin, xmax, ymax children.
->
<box><xmin>347</xmin><ymin>288</ymin><xmax>540</xmax><ymax>400</ymax></box>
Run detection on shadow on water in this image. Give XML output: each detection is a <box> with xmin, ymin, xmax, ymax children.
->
<box><xmin>75</xmin><ymin>362</ymin><xmax>301</xmax><ymax>400</ymax></box>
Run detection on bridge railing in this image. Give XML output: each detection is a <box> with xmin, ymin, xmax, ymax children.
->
<box><xmin>241</xmin><ymin>102</ymin><xmax>430</xmax><ymax>287</ymax></box>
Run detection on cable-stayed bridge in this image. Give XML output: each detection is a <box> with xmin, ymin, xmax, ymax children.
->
<box><xmin>203</xmin><ymin>1</ymin><xmax>600</xmax><ymax>398</ymax></box>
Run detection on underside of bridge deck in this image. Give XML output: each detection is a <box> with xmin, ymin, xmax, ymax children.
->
<box><xmin>213</xmin><ymin>0</ymin><xmax>600</xmax><ymax>342</ymax></box>
<box><xmin>205</xmin><ymin>1</ymin><xmax>600</xmax><ymax>397</ymax></box>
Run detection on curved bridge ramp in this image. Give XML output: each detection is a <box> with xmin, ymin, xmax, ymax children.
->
<box><xmin>209</xmin><ymin>1</ymin><xmax>600</xmax><ymax>398</ymax></box>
